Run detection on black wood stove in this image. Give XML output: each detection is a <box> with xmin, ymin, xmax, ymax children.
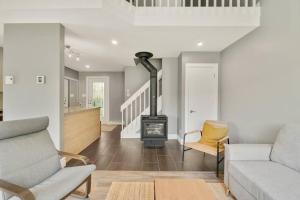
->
<box><xmin>135</xmin><ymin>52</ymin><xmax>168</xmax><ymax>148</ymax></box>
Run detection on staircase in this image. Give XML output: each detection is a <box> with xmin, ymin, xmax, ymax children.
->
<box><xmin>121</xmin><ymin>70</ymin><xmax>163</xmax><ymax>138</ymax></box>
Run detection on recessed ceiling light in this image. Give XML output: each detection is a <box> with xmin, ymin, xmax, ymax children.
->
<box><xmin>197</xmin><ymin>42</ymin><xmax>204</xmax><ymax>46</ymax></box>
<box><xmin>68</xmin><ymin>53</ymin><xmax>72</xmax><ymax>58</ymax></box>
<box><xmin>111</xmin><ymin>39</ymin><xmax>118</xmax><ymax>45</ymax></box>
<box><xmin>85</xmin><ymin>65</ymin><xmax>90</xmax><ymax>69</ymax></box>
<box><xmin>76</xmin><ymin>56</ymin><xmax>80</xmax><ymax>61</ymax></box>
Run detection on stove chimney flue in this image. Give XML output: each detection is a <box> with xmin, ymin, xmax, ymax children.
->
<box><xmin>135</xmin><ymin>52</ymin><xmax>158</xmax><ymax>116</ymax></box>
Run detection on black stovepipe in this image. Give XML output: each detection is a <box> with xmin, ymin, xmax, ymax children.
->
<box><xmin>135</xmin><ymin>52</ymin><xmax>158</xmax><ymax>116</ymax></box>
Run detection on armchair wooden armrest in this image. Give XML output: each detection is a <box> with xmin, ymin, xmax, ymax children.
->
<box><xmin>58</xmin><ymin>151</ymin><xmax>90</xmax><ymax>165</ymax></box>
<box><xmin>184</xmin><ymin>130</ymin><xmax>201</xmax><ymax>136</ymax></box>
<box><xmin>218</xmin><ymin>136</ymin><xmax>230</xmax><ymax>144</ymax></box>
<box><xmin>0</xmin><ymin>179</ymin><xmax>35</xmax><ymax>200</ymax></box>
<box><xmin>216</xmin><ymin>136</ymin><xmax>230</xmax><ymax>153</ymax></box>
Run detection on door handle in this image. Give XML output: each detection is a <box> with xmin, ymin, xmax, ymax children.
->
<box><xmin>190</xmin><ymin>110</ymin><xmax>196</xmax><ymax>113</ymax></box>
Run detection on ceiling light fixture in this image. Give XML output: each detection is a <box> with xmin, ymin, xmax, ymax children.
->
<box><xmin>197</xmin><ymin>42</ymin><xmax>204</xmax><ymax>46</ymax></box>
<box><xmin>65</xmin><ymin>45</ymin><xmax>81</xmax><ymax>61</ymax></box>
<box><xmin>85</xmin><ymin>65</ymin><xmax>90</xmax><ymax>69</ymax></box>
<box><xmin>111</xmin><ymin>39</ymin><xmax>118</xmax><ymax>45</ymax></box>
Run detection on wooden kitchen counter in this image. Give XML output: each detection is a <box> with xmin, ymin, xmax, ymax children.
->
<box><xmin>64</xmin><ymin>106</ymin><xmax>101</xmax><ymax>154</ymax></box>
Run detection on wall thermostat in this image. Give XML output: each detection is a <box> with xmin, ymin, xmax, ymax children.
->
<box><xmin>36</xmin><ymin>76</ymin><xmax>46</xmax><ymax>84</ymax></box>
<box><xmin>5</xmin><ymin>76</ymin><xmax>14</xmax><ymax>85</ymax></box>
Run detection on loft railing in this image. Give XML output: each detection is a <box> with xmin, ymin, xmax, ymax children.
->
<box><xmin>125</xmin><ymin>0</ymin><xmax>260</xmax><ymax>7</ymax></box>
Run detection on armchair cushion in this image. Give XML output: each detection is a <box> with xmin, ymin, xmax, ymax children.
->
<box><xmin>0</xmin><ymin>131</ymin><xmax>61</xmax><ymax>188</ymax></box>
<box><xmin>0</xmin><ymin>117</ymin><xmax>61</xmax><ymax>200</ymax></box>
<box><xmin>0</xmin><ymin>117</ymin><xmax>49</xmax><ymax>140</ymax></box>
<box><xmin>271</xmin><ymin>124</ymin><xmax>300</xmax><ymax>172</ymax></box>
<box><xmin>199</xmin><ymin>120</ymin><xmax>228</xmax><ymax>149</ymax></box>
<box><xmin>8</xmin><ymin>165</ymin><xmax>96</xmax><ymax>200</ymax></box>
<box><xmin>229</xmin><ymin>161</ymin><xmax>300</xmax><ymax>200</ymax></box>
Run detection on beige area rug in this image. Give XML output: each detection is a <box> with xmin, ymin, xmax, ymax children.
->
<box><xmin>89</xmin><ymin>171</ymin><xmax>234</xmax><ymax>200</ymax></box>
<box><xmin>101</xmin><ymin>124</ymin><xmax>118</xmax><ymax>132</ymax></box>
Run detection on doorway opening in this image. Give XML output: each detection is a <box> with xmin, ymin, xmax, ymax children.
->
<box><xmin>86</xmin><ymin>76</ymin><xmax>109</xmax><ymax>122</ymax></box>
<box><xmin>184</xmin><ymin>63</ymin><xmax>219</xmax><ymax>142</ymax></box>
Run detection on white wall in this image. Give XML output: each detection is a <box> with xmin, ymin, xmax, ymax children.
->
<box><xmin>162</xmin><ymin>58</ymin><xmax>178</xmax><ymax>137</ymax></box>
<box><xmin>220</xmin><ymin>0</ymin><xmax>300</xmax><ymax>143</ymax></box>
<box><xmin>0</xmin><ymin>48</ymin><xmax>3</xmax><ymax>110</ymax></box>
<box><xmin>3</xmin><ymin>24</ymin><xmax>64</xmax><ymax>149</ymax></box>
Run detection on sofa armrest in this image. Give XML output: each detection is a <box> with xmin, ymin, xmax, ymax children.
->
<box><xmin>58</xmin><ymin>151</ymin><xmax>90</xmax><ymax>165</ymax></box>
<box><xmin>224</xmin><ymin>144</ymin><xmax>272</xmax><ymax>188</ymax></box>
<box><xmin>225</xmin><ymin>144</ymin><xmax>272</xmax><ymax>161</ymax></box>
<box><xmin>0</xmin><ymin>179</ymin><xmax>35</xmax><ymax>200</ymax></box>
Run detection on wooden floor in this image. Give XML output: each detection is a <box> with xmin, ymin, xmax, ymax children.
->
<box><xmin>82</xmin><ymin>171</ymin><xmax>233</xmax><ymax>200</ymax></box>
<box><xmin>70</xmin><ymin>125</ymin><xmax>220</xmax><ymax>171</ymax></box>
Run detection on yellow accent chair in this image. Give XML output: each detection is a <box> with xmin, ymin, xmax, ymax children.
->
<box><xmin>182</xmin><ymin>120</ymin><xmax>229</xmax><ymax>177</ymax></box>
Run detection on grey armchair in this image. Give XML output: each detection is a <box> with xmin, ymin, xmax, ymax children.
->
<box><xmin>0</xmin><ymin>117</ymin><xmax>96</xmax><ymax>200</ymax></box>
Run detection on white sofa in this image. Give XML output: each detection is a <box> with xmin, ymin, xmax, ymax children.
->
<box><xmin>224</xmin><ymin>124</ymin><xmax>300</xmax><ymax>200</ymax></box>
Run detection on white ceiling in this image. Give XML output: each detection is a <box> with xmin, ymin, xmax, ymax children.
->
<box><xmin>0</xmin><ymin>1</ymin><xmax>257</xmax><ymax>72</ymax></box>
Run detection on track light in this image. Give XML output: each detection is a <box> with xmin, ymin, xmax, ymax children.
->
<box><xmin>65</xmin><ymin>45</ymin><xmax>81</xmax><ymax>61</ymax></box>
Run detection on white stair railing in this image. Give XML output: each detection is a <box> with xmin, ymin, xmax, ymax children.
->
<box><xmin>121</xmin><ymin>70</ymin><xmax>162</xmax><ymax>136</ymax></box>
<box><xmin>125</xmin><ymin>0</ymin><xmax>260</xmax><ymax>8</ymax></box>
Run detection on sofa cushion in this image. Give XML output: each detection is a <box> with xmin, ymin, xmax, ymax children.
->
<box><xmin>229</xmin><ymin>161</ymin><xmax>300</xmax><ymax>200</ymax></box>
<box><xmin>270</xmin><ymin>124</ymin><xmax>300</xmax><ymax>172</ymax></box>
<box><xmin>8</xmin><ymin>165</ymin><xmax>96</xmax><ymax>200</ymax></box>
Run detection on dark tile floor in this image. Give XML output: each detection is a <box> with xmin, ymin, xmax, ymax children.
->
<box><xmin>70</xmin><ymin>125</ymin><xmax>219</xmax><ymax>171</ymax></box>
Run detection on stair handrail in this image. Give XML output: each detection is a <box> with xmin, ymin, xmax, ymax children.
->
<box><xmin>121</xmin><ymin>70</ymin><xmax>162</xmax><ymax>111</ymax></box>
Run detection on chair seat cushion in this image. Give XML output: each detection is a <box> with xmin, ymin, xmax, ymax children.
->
<box><xmin>185</xmin><ymin>142</ymin><xmax>223</xmax><ymax>156</ymax></box>
<box><xmin>9</xmin><ymin>165</ymin><xmax>96</xmax><ymax>200</ymax></box>
<box><xmin>229</xmin><ymin>161</ymin><xmax>300</xmax><ymax>200</ymax></box>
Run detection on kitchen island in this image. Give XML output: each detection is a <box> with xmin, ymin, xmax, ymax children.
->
<box><xmin>64</xmin><ymin>106</ymin><xmax>101</xmax><ymax>154</ymax></box>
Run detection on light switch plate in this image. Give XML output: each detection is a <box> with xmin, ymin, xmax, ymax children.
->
<box><xmin>36</xmin><ymin>76</ymin><xmax>46</xmax><ymax>84</ymax></box>
<box><xmin>5</xmin><ymin>76</ymin><xmax>14</xmax><ymax>85</ymax></box>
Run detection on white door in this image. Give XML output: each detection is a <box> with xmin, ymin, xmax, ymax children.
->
<box><xmin>64</xmin><ymin>79</ymin><xmax>69</xmax><ymax>108</ymax></box>
<box><xmin>185</xmin><ymin>64</ymin><xmax>218</xmax><ymax>142</ymax></box>
<box><xmin>86</xmin><ymin>77</ymin><xmax>109</xmax><ymax>122</ymax></box>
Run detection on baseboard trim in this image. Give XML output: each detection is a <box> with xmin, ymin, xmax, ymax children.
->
<box><xmin>168</xmin><ymin>134</ymin><xmax>178</xmax><ymax>140</ymax></box>
<box><xmin>104</xmin><ymin>121</ymin><xmax>122</xmax><ymax>125</ymax></box>
<box><xmin>121</xmin><ymin>134</ymin><xmax>140</xmax><ymax>139</ymax></box>
<box><xmin>121</xmin><ymin>133</ymin><xmax>180</xmax><ymax>140</ymax></box>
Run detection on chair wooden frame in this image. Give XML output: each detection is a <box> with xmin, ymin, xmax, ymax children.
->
<box><xmin>182</xmin><ymin>130</ymin><xmax>230</xmax><ymax>177</ymax></box>
<box><xmin>0</xmin><ymin>151</ymin><xmax>92</xmax><ymax>200</ymax></box>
